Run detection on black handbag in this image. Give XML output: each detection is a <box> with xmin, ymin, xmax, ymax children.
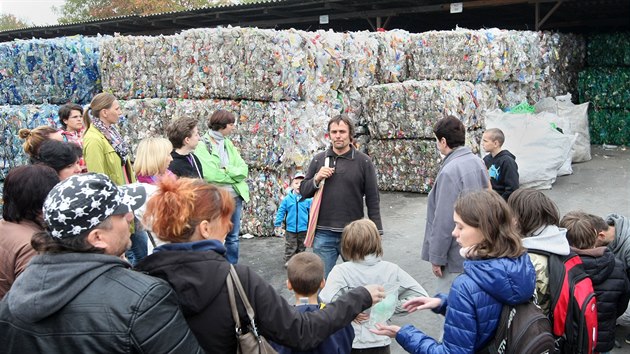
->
<box><xmin>226</xmin><ymin>265</ymin><xmax>278</xmax><ymax>354</ymax></box>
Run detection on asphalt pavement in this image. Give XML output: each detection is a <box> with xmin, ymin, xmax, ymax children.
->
<box><xmin>240</xmin><ymin>145</ymin><xmax>630</xmax><ymax>353</ymax></box>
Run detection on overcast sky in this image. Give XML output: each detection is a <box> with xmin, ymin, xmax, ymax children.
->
<box><xmin>1</xmin><ymin>0</ymin><xmax>64</xmax><ymax>26</ymax></box>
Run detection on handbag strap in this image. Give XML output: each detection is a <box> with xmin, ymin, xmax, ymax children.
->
<box><xmin>227</xmin><ymin>265</ymin><xmax>262</xmax><ymax>337</ymax></box>
<box><xmin>226</xmin><ymin>270</ymin><xmax>243</xmax><ymax>333</ymax></box>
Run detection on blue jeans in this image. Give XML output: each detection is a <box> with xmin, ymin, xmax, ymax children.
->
<box><xmin>313</xmin><ymin>229</ymin><xmax>342</xmax><ymax>278</ymax></box>
<box><xmin>125</xmin><ymin>219</ymin><xmax>148</xmax><ymax>266</ymax></box>
<box><xmin>225</xmin><ymin>196</ymin><xmax>243</xmax><ymax>264</ymax></box>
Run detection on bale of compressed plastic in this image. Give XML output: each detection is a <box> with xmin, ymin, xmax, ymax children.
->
<box><xmin>363</xmin><ymin>80</ymin><xmax>493</xmax><ymax>139</ymax></box>
<box><xmin>241</xmin><ymin>168</ymin><xmax>286</xmax><ymax>236</ymax></box>
<box><xmin>101</xmin><ymin>34</ymin><xmax>185</xmax><ymax>100</ymax></box>
<box><xmin>578</xmin><ymin>67</ymin><xmax>630</xmax><ymax>109</ymax></box>
<box><xmin>0</xmin><ymin>36</ymin><xmax>102</xmax><ymax>105</ymax></box>
<box><xmin>374</xmin><ymin>29</ymin><xmax>411</xmax><ymax>83</ymax></box>
<box><xmin>368</xmin><ymin>139</ymin><xmax>441</xmax><ymax>193</ymax></box>
<box><xmin>341</xmin><ymin>31</ymin><xmax>380</xmax><ymax>90</ymax></box>
<box><xmin>539</xmin><ymin>32</ymin><xmax>585</xmax><ymax>97</ymax></box>
<box><xmin>408</xmin><ymin>28</ymin><xmax>541</xmax><ymax>83</ymax></box>
<box><xmin>301</xmin><ymin>30</ymin><xmax>345</xmax><ymax>103</ymax></box>
<box><xmin>587</xmin><ymin>32</ymin><xmax>630</xmax><ymax>67</ymax></box>
<box><xmin>588</xmin><ymin>109</ymin><xmax>630</xmax><ymax>146</ymax></box>
<box><xmin>0</xmin><ymin>104</ymin><xmax>60</xmax><ymax>179</ymax></box>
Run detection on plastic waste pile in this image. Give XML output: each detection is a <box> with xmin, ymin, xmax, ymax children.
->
<box><xmin>578</xmin><ymin>32</ymin><xmax>630</xmax><ymax>146</ymax></box>
<box><xmin>0</xmin><ymin>36</ymin><xmax>103</xmax><ymax>105</ymax></box>
<box><xmin>0</xmin><ymin>104</ymin><xmax>60</xmax><ymax>179</ymax></box>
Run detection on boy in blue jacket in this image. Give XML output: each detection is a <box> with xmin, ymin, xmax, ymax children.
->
<box><xmin>275</xmin><ymin>173</ymin><xmax>312</xmax><ymax>266</ymax></box>
<box><xmin>271</xmin><ymin>253</ymin><xmax>353</xmax><ymax>354</ymax></box>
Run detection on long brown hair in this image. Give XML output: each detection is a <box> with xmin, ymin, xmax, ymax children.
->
<box><xmin>83</xmin><ymin>92</ymin><xmax>116</xmax><ymax>129</ymax></box>
<box><xmin>508</xmin><ymin>188</ymin><xmax>560</xmax><ymax>237</ymax></box>
<box><xmin>144</xmin><ymin>176</ymin><xmax>234</xmax><ymax>242</ymax></box>
<box><xmin>454</xmin><ymin>190</ymin><xmax>525</xmax><ymax>259</ymax></box>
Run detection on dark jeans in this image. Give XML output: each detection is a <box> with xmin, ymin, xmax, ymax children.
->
<box><xmin>125</xmin><ymin>218</ymin><xmax>148</xmax><ymax>266</ymax></box>
<box><xmin>351</xmin><ymin>345</ymin><xmax>390</xmax><ymax>354</ymax></box>
<box><xmin>284</xmin><ymin>231</ymin><xmax>306</xmax><ymax>262</ymax></box>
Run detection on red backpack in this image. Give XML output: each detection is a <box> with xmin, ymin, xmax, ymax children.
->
<box><xmin>532</xmin><ymin>251</ymin><xmax>598</xmax><ymax>354</ymax></box>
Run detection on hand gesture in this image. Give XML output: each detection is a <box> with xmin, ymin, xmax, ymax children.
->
<box><xmin>431</xmin><ymin>263</ymin><xmax>443</xmax><ymax>277</ymax></box>
<box><xmin>315</xmin><ymin>166</ymin><xmax>335</xmax><ymax>184</ymax></box>
<box><xmin>363</xmin><ymin>284</ymin><xmax>385</xmax><ymax>305</ymax></box>
<box><xmin>369</xmin><ymin>323</ymin><xmax>401</xmax><ymax>338</ymax></box>
<box><xmin>402</xmin><ymin>296</ymin><xmax>442</xmax><ymax>313</ymax></box>
<box><xmin>353</xmin><ymin>312</ymin><xmax>370</xmax><ymax>324</ymax></box>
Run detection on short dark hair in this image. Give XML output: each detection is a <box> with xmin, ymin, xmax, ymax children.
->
<box><xmin>30</xmin><ymin>219</ymin><xmax>111</xmax><ymax>254</ymax></box>
<box><xmin>484</xmin><ymin>128</ymin><xmax>505</xmax><ymax>146</ymax></box>
<box><xmin>166</xmin><ymin>117</ymin><xmax>199</xmax><ymax>149</ymax></box>
<box><xmin>286</xmin><ymin>253</ymin><xmax>324</xmax><ymax>296</ymax></box>
<box><xmin>327</xmin><ymin>114</ymin><xmax>355</xmax><ymax>139</ymax></box>
<box><xmin>433</xmin><ymin>115</ymin><xmax>465</xmax><ymax>149</ymax></box>
<box><xmin>2</xmin><ymin>165</ymin><xmax>60</xmax><ymax>228</ymax></box>
<box><xmin>58</xmin><ymin>103</ymin><xmax>84</xmax><ymax>129</ymax></box>
<box><xmin>508</xmin><ymin>188</ymin><xmax>560</xmax><ymax>237</ymax></box>
<box><xmin>560</xmin><ymin>211</ymin><xmax>597</xmax><ymax>249</ymax></box>
<box><xmin>34</xmin><ymin>140</ymin><xmax>82</xmax><ymax>173</ymax></box>
<box><xmin>208</xmin><ymin>110</ymin><xmax>235</xmax><ymax>131</ymax></box>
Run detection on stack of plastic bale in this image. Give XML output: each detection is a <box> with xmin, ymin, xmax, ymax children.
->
<box><xmin>0</xmin><ymin>104</ymin><xmax>60</xmax><ymax>179</ymax></box>
<box><xmin>0</xmin><ymin>35</ymin><xmax>102</xmax><ymax>105</ymax></box>
<box><xmin>578</xmin><ymin>32</ymin><xmax>630</xmax><ymax>146</ymax></box>
<box><xmin>363</xmin><ymin>80</ymin><xmax>492</xmax><ymax>193</ymax></box>
<box><xmin>539</xmin><ymin>32</ymin><xmax>586</xmax><ymax>99</ymax></box>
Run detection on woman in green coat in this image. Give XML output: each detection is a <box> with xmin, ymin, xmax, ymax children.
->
<box><xmin>195</xmin><ymin>110</ymin><xmax>249</xmax><ymax>264</ymax></box>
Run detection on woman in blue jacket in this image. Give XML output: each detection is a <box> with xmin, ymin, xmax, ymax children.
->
<box><xmin>372</xmin><ymin>190</ymin><xmax>536</xmax><ymax>354</ymax></box>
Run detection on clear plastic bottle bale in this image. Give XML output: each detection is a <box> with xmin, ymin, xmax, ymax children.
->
<box><xmin>118</xmin><ymin>98</ymin><xmax>174</xmax><ymax>152</ymax></box>
<box><xmin>363</xmin><ymin>80</ymin><xmax>483</xmax><ymax>139</ymax></box>
<box><xmin>340</xmin><ymin>31</ymin><xmax>379</xmax><ymax>91</ymax></box>
<box><xmin>0</xmin><ymin>36</ymin><xmax>103</xmax><ymax>105</ymax></box>
<box><xmin>367</xmin><ymin>139</ymin><xmax>441</xmax><ymax>193</ymax></box>
<box><xmin>300</xmin><ymin>29</ymin><xmax>345</xmax><ymax>103</ymax></box>
<box><xmin>0</xmin><ymin>104</ymin><xmax>60</xmax><ymax>179</ymax></box>
<box><xmin>172</xmin><ymin>99</ymin><xmax>241</xmax><ymax>129</ymax></box>
<box><xmin>374</xmin><ymin>29</ymin><xmax>411</xmax><ymax>84</ymax></box>
<box><xmin>241</xmin><ymin>168</ymin><xmax>285</xmax><ymax>236</ymax></box>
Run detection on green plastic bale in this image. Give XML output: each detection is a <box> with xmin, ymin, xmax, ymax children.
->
<box><xmin>588</xmin><ymin>109</ymin><xmax>630</xmax><ymax>145</ymax></box>
<box><xmin>587</xmin><ymin>32</ymin><xmax>630</xmax><ymax>66</ymax></box>
<box><xmin>578</xmin><ymin>67</ymin><xmax>630</xmax><ymax>109</ymax></box>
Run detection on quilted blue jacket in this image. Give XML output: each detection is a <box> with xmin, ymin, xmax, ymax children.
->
<box><xmin>274</xmin><ymin>191</ymin><xmax>312</xmax><ymax>233</ymax></box>
<box><xmin>396</xmin><ymin>253</ymin><xmax>535</xmax><ymax>354</ymax></box>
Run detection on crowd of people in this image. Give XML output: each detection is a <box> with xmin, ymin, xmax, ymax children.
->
<box><xmin>0</xmin><ymin>91</ymin><xmax>629</xmax><ymax>354</ymax></box>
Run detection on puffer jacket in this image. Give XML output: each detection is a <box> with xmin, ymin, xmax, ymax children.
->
<box><xmin>0</xmin><ymin>253</ymin><xmax>203</xmax><ymax>353</ymax></box>
<box><xmin>396</xmin><ymin>253</ymin><xmax>536</xmax><ymax>354</ymax></box>
<box><xmin>573</xmin><ymin>246</ymin><xmax>630</xmax><ymax>353</ymax></box>
<box><xmin>135</xmin><ymin>241</ymin><xmax>373</xmax><ymax>353</ymax></box>
<box><xmin>274</xmin><ymin>191</ymin><xmax>312</xmax><ymax>233</ymax></box>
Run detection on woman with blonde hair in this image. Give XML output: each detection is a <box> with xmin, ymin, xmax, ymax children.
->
<box><xmin>133</xmin><ymin>137</ymin><xmax>174</xmax><ymax>184</ymax></box>
<box><xmin>18</xmin><ymin>125</ymin><xmax>63</xmax><ymax>161</ymax></box>
<box><xmin>372</xmin><ymin>190</ymin><xmax>535</xmax><ymax>353</ymax></box>
<box><xmin>135</xmin><ymin>176</ymin><xmax>385</xmax><ymax>353</ymax></box>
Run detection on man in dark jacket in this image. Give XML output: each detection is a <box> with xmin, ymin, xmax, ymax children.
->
<box><xmin>301</xmin><ymin>114</ymin><xmax>382</xmax><ymax>278</ymax></box>
<box><xmin>0</xmin><ymin>173</ymin><xmax>203</xmax><ymax>354</ymax></box>
<box><xmin>481</xmin><ymin>128</ymin><xmax>519</xmax><ymax>200</ymax></box>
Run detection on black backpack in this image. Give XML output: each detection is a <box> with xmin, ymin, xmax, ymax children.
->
<box><xmin>478</xmin><ymin>300</ymin><xmax>555</xmax><ymax>354</ymax></box>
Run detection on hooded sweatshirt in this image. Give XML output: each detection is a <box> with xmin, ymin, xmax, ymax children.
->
<box><xmin>319</xmin><ymin>254</ymin><xmax>429</xmax><ymax>349</ymax></box>
<box><xmin>483</xmin><ymin>149</ymin><xmax>519</xmax><ymax>200</ymax></box>
<box><xmin>572</xmin><ymin>246</ymin><xmax>630</xmax><ymax>352</ymax></box>
<box><xmin>396</xmin><ymin>254</ymin><xmax>536</xmax><ymax>353</ymax></box>
<box><xmin>135</xmin><ymin>243</ymin><xmax>373</xmax><ymax>353</ymax></box>
<box><xmin>607</xmin><ymin>213</ymin><xmax>630</xmax><ymax>268</ymax></box>
<box><xmin>0</xmin><ymin>253</ymin><xmax>202</xmax><ymax>353</ymax></box>
<box><xmin>522</xmin><ymin>224</ymin><xmax>570</xmax><ymax>315</ymax></box>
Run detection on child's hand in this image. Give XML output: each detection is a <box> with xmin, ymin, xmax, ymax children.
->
<box><xmin>353</xmin><ymin>312</ymin><xmax>370</xmax><ymax>324</ymax></box>
<box><xmin>370</xmin><ymin>323</ymin><xmax>401</xmax><ymax>338</ymax></box>
<box><xmin>402</xmin><ymin>297</ymin><xmax>441</xmax><ymax>313</ymax></box>
<box><xmin>273</xmin><ymin>227</ymin><xmax>284</xmax><ymax>237</ymax></box>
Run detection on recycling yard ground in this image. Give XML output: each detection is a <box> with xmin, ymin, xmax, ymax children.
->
<box><xmin>240</xmin><ymin>145</ymin><xmax>630</xmax><ymax>353</ymax></box>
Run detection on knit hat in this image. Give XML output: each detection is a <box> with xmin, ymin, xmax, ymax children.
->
<box><xmin>43</xmin><ymin>173</ymin><xmax>146</xmax><ymax>239</ymax></box>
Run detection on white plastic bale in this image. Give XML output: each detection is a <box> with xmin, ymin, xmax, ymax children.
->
<box><xmin>341</xmin><ymin>31</ymin><xmax>380</xmax><ymax>90</ymax></box>
<box><xmin>241</xmin><ymin>168</ymin><xmax>286</xmax><ymax>236</ymax></box>
<box><xmin>374</xmin><ymin>29</ymin><xmax>411</xmax><ymax>84</ymax></box>
<box><xmin>363</xmin><ymin>80</ymin><xmax>489</xmax><ymax>139</ymax></box>
<box><xmin>300</xmin><ymin>30</ymin><xmax>345</xmax><ymax>103</ymax></box>
<box><xmin>408</xmin><ymin>28</ymin><xmax>541</xmax><ymax>83</ymax></box>
<box><xmin>368</xmin><ymin>139</ymin><xmax>441</xmax><ymax>193</ymax></box>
